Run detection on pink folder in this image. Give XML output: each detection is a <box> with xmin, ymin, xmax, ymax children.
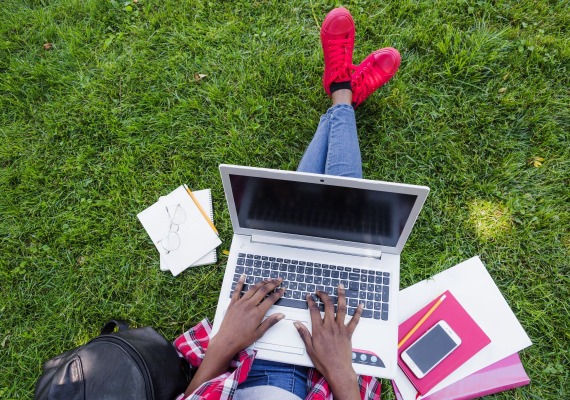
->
<box><xmin>397</xmin><ymin>290</ymin><xmax>491</xmax><ymax>395</ymax></box>
<box><xmin>392</xmin><ymin>353</ymin><xmax>530</xmax><ymax>400</ymax></box>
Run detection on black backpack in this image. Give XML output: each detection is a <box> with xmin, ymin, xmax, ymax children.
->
<box><xmin>35</xmin><ymin>320</ymin><xmax>190</xmax><ymax>400</ymax></box>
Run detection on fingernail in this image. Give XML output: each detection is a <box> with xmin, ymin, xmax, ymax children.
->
<box><xmin>339</xmin><ymin>283</ymin><xmax>345</xmax><ymax>289</ymax></box>
<box><xmin>293</xmin><ymin>322</ymin><xmax>300</xmax><ymax>329</ymax></box>
<box><xmin>239</xmin><ymin>274</ymin><xmax>245</xmax><ymax>282</ymax></box>
<box><xmin>277</xmin><ymin>314</ymin><xmax>285</xmax><ymax>321</ymax></box>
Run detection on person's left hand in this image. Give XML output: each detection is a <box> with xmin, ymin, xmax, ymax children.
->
<box><xmin>294</xmin><ymin>284</ymin><xmax>362</xmax><ymax>400</ymax></box>
<box><xmin>210</xmin><ymin>276</ymin><xmax>286</xmax><ymax>356</ymax></box>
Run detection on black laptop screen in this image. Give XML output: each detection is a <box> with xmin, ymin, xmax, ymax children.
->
<box><xmin>229</xmin><ymin>174</ymin><xmax>417</xmax><ymax>247</ymax></box>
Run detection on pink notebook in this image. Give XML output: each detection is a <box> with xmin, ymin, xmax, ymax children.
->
<box><xmin>392</xmin><ymin>353</ymin><xmax>530</xmax><ymax>400</ymax></box>
<box><xmin>397</xmin><ymin>290</ymin><xmax>491</xmax><ymax>395</ymax></box>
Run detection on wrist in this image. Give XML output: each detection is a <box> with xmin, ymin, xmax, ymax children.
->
<box><xmin>323</xmin><ymin>364</ymin><xmax>357</xmax><ymax>383</ymax></box>
<box><xmin>207</xmin><ymin>337</ymin><xmax>239</xmax><ymax>362</ymax></box>
<box><xmin>184</xmin><ymin>338</ymin><xmax>237</xmax><ymax>396</ymax></box>
<box><xmin>325</xmin><ymin>368</ymin><xmax>359</xmax><ymax>398</ymax></box>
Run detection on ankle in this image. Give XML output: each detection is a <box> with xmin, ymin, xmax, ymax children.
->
<box><xmin>332</xmin><ymin>89</ymin><xmax>353</xmax><ymax>105</ymax></box>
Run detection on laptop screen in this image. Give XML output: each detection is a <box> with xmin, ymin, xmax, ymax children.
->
<box><xmin>229</xmin><ymin>174</ymin><xmax>418</xmax><ymax>247</ymax></box>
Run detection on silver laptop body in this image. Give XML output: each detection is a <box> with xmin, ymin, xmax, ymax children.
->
<box><xmin>212</xmin><ymin>165</ymin><xmax>429</xmax><ymax>378</ymax></box>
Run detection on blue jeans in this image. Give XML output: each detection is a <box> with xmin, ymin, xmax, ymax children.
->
<box><xmin>237</xmin><ymin>359</ymin><xmax>309</xmax><ymax>398</ymax></box>
<box><xmin>238</xmin><ymin>104</ymin><xmax>362</xmax><ymax>396</ymax></box>
<box><xmin>298</xmin><ymin>104</ymin><xmax>362</xmax><ymax>178</ymax></box>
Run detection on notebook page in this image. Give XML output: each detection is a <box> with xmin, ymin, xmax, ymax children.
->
<box><xmin>138</xmin><ymin>186</ymin><xmax>221</xmax><ymax>276</ymax></box>
<box><xmin>160</xmin><ymin>189</ymin><xmax>217</xmax><ymax>271</ymax></box>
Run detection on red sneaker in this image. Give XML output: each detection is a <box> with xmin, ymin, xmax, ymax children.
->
<box><xmin>351</xmin><ymin>47</ymin><xmax>401</xmax><ymax>107</ymax></box>
<box><xmin>321</xmin><ymin>7</ymin><xmax>356</xmax><ymax>96</ymax></box>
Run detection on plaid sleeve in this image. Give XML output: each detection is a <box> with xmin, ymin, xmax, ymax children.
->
<box><xmin>306</xmin><ymin>367</ymin><xmax>382</xmax><ymax>400</ymax></box>
<box><xmin>173</xmin><ymin>319</ymin><xmax>256</xmax><ymax>400</ymax></box>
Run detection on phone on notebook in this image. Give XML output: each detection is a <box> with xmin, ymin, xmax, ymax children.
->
<box><xmin>401</xmin><ymin>320</ymin><xmax>461</xmax><ymax>378</ymax></box>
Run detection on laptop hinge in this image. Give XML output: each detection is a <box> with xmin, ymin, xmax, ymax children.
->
<box><xmin>250</xmin><ymin>234</ymin><xmax>382</xmax><ymax>260</ymax></box>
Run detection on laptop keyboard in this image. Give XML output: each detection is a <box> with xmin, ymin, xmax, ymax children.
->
<box><xmin>229</xmin><ymin>253</ymin><xmax>390</xmax><ymax>321</ymax></box>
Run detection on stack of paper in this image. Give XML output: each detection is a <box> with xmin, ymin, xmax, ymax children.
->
<box><xmin>393</xmin><ymin>256</ymin><xmax>532</xmax><ymax>399</ymax></box>
<box><xmin>137</xmin><ymin>186</ymin><xmax>221</xmax><ymax>276</ymax></box>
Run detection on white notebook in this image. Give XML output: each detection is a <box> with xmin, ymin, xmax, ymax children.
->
<box><xmin>160</xmin><ymin>189</ymin><xmax>217</xmax><ymax>270</ymax></box>
<box><xmin>137</xmin><ymin>187</ymin><xmax>221</xmax><ymax>276</ymax></box>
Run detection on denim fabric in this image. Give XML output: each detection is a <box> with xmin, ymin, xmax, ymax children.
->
<box><xmin>237</xmin><ymin>359</ymin><xmax>309</xmax><ymax>399</ymax></box>
<box><xmin>297</xmin><ymin>104</ymin><xmax>362</xmax><ymax>178</ymax></box>
<box><xmin>234</xmin><ymin>385</ymin><xmax>303</xmax><ymax>400</ymax></box>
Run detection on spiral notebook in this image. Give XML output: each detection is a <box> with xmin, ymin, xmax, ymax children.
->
<box><xmin>138</xmin><ymin>187</ymin><xmax>221</xmax><ymax>276</ymax></box>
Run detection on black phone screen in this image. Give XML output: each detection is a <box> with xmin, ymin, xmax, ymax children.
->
<box><xmin>406</xmin><ymin>324</ymin><xmax>458</xmax><ymax>374</ymax></box>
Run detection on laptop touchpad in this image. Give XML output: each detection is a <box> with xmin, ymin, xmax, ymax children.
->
<box><xmin>255</xmin><ymin>318</ymin><xmax>308</xmax><ymax>355</ymax></box>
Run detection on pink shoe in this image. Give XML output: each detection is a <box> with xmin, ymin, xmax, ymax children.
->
<box><xmin>351</xmin><ymin>47</ymin><xmax>401</xmax><ymax>107</ymax></box>
<box><xmin>321</xmin><ymin>7</ymin><xmax>356</xmax><ymax>96</ymax></box>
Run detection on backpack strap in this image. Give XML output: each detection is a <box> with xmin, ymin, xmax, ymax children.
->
<box><xmin>100</xmin><ymin>319</ymin><xmax>129</xmax><ymax>335</ymax></box>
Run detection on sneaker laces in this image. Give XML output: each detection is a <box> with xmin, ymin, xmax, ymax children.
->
<box><xmin>326</xmin><ymin>37</ymin><xmax>355</xmax><ymax>81</ymax></box>
<box><xmin>352</xmin><ymin>64</ymin><xmax>385</xmax><ymax>104</ymax></box>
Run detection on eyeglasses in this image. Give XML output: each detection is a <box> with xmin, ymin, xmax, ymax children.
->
<box><xmin>160</xmin><ymin>204</ymin><xmax>186</xmax><ymax>253</ymax></box>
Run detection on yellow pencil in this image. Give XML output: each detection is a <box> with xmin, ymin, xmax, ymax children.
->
<box><xmin>398</xmin><ymin>294</ymin><xmax>447</xmax><ymax>349</ymax></box>
<box><xmin>183</xmin><ymin>184</ymin><xmax>219</xmax><ymax>236</ymax></box>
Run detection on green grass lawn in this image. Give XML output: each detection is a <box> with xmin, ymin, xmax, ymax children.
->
<box><xmin>1</xmin><ymin>0</ymin><xmax>568</xmax><ymax>398</ymax></box>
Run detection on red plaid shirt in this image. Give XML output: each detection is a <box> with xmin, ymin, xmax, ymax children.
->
<box><xmin>174</xmin><ymin>319</ymin><xmax>381</xmax><ymax>400</ymax></box>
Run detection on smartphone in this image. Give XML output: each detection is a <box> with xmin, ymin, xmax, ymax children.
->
<box><xmin>401</xmin><ymin>320</ymin><xmax>461</xmax><ymax>378</ymax></box>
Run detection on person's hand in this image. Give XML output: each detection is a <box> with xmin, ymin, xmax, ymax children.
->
<box><xmin>210</xmin><ymin>276</ymin><xmax>286</xmax><ymax>356</ymax></box>
<box><xmin>185</xmin><ymin>276</ymin><xmax>285</xmax><ymax>396</ymax></box>
<box><xmin>294</xmin><ymin>284</ymin><xmax>363</xmax><ymax>400</ymax></box>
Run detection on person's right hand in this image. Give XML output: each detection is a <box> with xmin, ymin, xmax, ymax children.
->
<box><xmin>294</xmin><ymin>284</ymin><xmax>363</xmax><ymax>399</ymax></box>
<box><xmin>185</xmin><ymin>277</ymin><xmax>285</xmax><ymax>396</ymax></box>
<box><xmin>211</xmin><ymin>276</ymin><xmax>286</xmax><ymax>356</ymax></box>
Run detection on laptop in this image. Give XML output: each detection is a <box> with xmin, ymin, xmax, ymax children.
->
<box><xmin>211</xmin><ymin>165</ymin><xmax>429</xmax><ymax>378</ymax></box>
